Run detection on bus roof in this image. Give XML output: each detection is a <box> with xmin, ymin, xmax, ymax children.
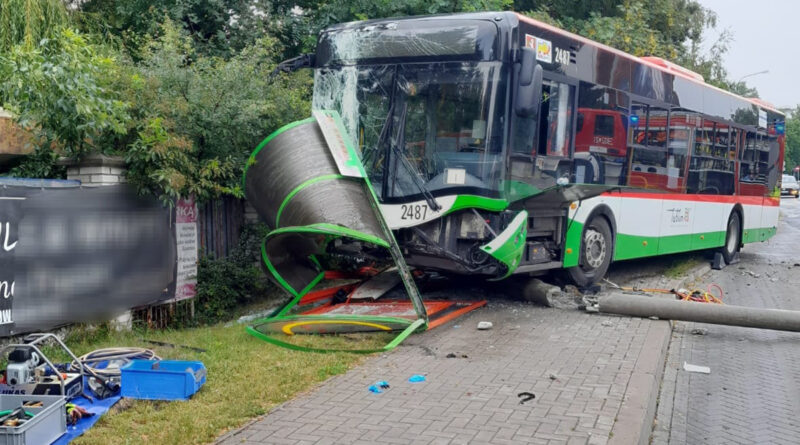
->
<box><xmin>516</xmin><ymin>13</ymin><xmax>783</xmax><ymax>116</ymax></box>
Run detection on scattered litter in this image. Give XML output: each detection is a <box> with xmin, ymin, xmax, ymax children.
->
<box><xmin>452</xmin><ymin>325</ymin><xmax>460</xmax><ymax>329</ymax></box>
<box><xmin>517</xmin><ymin>392</ymin><xmax>536</xmax><ymax>404</ymax></box>
<box><xmin>445</xmin><ymin>353</ymin><xmax>468</xmax><ymax>359</ymax></box>
<box><xmin>794</xmin><ymin>263</ymin><xmax>800</xmax><ymax>267</ymax></box>
<box><xmin>548</xmin><ymin>373</ymin><xmax>558</xmax><ymax>381</ymax></box>
<box><xmin>690</xmin><ymin>328</ymin><xmax>708</xmax><ymax>336</ymax></box>
<box><xmin>477</xmin><ymin>321</ymin><xmax>493</xmax><ymax>330</ymax></box>
<box><xmin>601</xmin><ymin>320</ymin><xmax>614</xmax><ymax>327</ymax></box>
<box><xmin>770</xmin><ymin>277</ymin><xmax>778</xmax><ymax>282</ymax></box>
<box><xmin>747</xmin><ymin>271</ymin><xmax>761</xmax><ymax>278</ymax></box>
<box><xmin>649</xmin><ymin>316</ymin><xmax>660</xmax><ymax>320</ymax></box>
<box><xmin>409</xmin><ymin>374</ymin><xmax>426</xmax><ymax>383</ymax></box>
<box><xmin>368</xmin><ymin>380</ymin><xmax>390</xmax><ymax>393</ymax></box>
<box><xmin>683</xmin><ymin>362</ymin><xmax>711</xmax><ymax>374</ymax></box>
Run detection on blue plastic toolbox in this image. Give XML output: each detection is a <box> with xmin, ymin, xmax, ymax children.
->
<box><xmin>120</xmin><ymin>360</ymin><xmax>206</xmax><ymax>401</ymax></box>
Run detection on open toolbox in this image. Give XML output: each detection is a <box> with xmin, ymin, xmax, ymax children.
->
<box><xmin>0</xmin><ymin>394</ymin><xmax>66</xmax><ymax>445</ymax></box>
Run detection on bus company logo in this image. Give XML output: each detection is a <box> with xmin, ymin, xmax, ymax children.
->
<box><xmin>536</xmin><ymin>38</ymin><xmax>552</xmax><ymax>63</ymax></box>
<box><xmin>666</xmin><ymin>207</ymin><xmax>691</xmax><ymax>224</ymax></box>
<box><xmin>524</xmin><ymin>34</ymin><xmax>553</xmax><ymax>64</ymax></box>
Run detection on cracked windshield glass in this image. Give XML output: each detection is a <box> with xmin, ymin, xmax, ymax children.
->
<box><xmin>313</xmin><ymin>62</ymin><xmax>507</xmax><ymax>201</ymax></box>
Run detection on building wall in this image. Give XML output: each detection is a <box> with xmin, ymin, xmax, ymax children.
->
<box><xmin>0</xmin><ymin>114</ymin><xmax>34</xmax><ymax>155</ymax></box>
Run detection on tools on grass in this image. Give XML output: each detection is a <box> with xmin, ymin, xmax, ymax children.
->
<box><xmin>65</xmin><ymin>403</ymin><xmax>94</xmax><ymax>425</ymax></box>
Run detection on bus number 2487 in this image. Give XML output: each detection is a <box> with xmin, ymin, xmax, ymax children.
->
<box><xmin>401</xmin><ymin>204</ymin><xmax>428</xmax><ymax>220</ymax></box>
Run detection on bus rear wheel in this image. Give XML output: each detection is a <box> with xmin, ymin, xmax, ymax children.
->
<box><xmin>568</xmin><ymin>217</ymin><xmax>613</xmax><ymax>287</ymax></box>
<box><xmin>720</xmin><ymin>211</ymin><xmax>741</xmax><ymax>264</ymax></box>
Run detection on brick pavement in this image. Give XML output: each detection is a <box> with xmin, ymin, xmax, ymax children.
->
<box><xmin>652</xmin><ymin>200</ymin><xmax>800</xmax><ymax>445</ymax></box>
<box><xmin>217</xmin><ymin>293</ymin><xmax>674</xmax><ymax>445</ymax></box>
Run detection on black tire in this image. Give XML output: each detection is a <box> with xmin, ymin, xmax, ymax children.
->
<box><xmin>720</xmin><ymin>211</ymin><xmax>741</xmax><ymax>264</ymax></box>
<box><xmin>567</xmin><ymin>217</ymin><xmax>613</xmax><ymax>287</ymax></box>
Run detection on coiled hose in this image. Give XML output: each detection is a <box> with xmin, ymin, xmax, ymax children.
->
<box><xmin>69</xmin><ymin>347</ymin><xmax>161</xmax><ymax>378</ymax></box>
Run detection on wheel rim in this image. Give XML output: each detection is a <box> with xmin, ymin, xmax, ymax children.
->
<box><xmin>726</xmin><ymin>216</ymin><xmax>739</xmax><ymax>253</ymax></box>
<box><xmin>583</xmin><ymin>228</ymin><xmax>606</xmax><ymax>269</ymax></box>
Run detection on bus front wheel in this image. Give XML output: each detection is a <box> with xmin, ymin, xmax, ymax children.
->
<box><xmin>720</xmin><ymin>211</ymin><xmax>741</xmax><ymax>264</ymax></box>
<box><xmin>568</xmin><ymin>217</ymin><xmax>613</xmax><ymax>287</ymax></box>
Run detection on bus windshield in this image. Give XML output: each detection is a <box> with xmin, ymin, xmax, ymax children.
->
<box><xmin>313</xmin><ymin>61</ymin><xmax>508</xmax><ymax>201</ymax></box>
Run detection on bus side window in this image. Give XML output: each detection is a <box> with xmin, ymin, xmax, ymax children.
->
<box><xmin>739</xmin><ymin>131</ymin><xmax>759</xmax><ymax>187</ymax></box>
<box><xmin>666</xmin><ymin>110</ymin><xmax>691</xmax><ymax>190</ymax></box>
<box><xmin>629</xmin><ymin>103</ymin><xmax>670</xmax><ymax>190</ymax></box>
<box><xmin>575</xmin><ymin>81</ymin><xmax>629</xmax><ymax>185</ymax></box>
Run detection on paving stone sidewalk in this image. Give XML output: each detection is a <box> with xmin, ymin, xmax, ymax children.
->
<box><xmin>215</xmin><ymin>263</ymin><xmax>707</xmax><ymax>445</ymax></box>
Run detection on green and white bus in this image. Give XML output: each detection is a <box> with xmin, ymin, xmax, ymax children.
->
<box><xmin>297</xmin><ymin>11</ymin><xmax>784</xmax><ymax>286</ymax></box>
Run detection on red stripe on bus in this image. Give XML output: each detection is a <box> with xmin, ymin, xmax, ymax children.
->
<box><xmin>602</xmin><ymin>192</ymin><xmax>780</xmax><ymax>207</ymax></box>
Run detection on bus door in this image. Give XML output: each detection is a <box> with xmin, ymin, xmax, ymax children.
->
<box><xmin>738</xmin><ymin>130</ymin><xmax>766</xmax><ymax>242</ymax></box>
<box><xmin>687</xmin><ymin>119</ymin><xmax>734</xmax><ymax>250</ymax></box>
<box><xmin>509</xmin><ymin>74</ymin><xmax>576</xmax><ymax>200</ymax></box>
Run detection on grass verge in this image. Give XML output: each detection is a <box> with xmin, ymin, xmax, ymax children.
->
<box><xmin>663</xmin><ymin>254</ymin><xmax>704</xmax><ymax>279</ymax></box>
<box><xmin>54</xmin><ymin>323</ymin><xmax>391</xmax><ymax>444</ymax></box>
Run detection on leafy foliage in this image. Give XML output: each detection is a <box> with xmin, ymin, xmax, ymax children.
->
<box><xmin>0</xmin><ymin>28</ymin><xmax>129</xmax><ymax>165</ymax></box>
<box><xmin>73</xmin><ymin>0</ymin><xmax>275</xmax><ymax>58</ymax></box>
<box><xmin>193</xmin><ymin>224</ymin><xmax>273</xmax><ymax>325</ymax></box>
<box><xmin>117</xmin><ymin>20</ymin><xmax>313</xmax><ymax>203</ymax></box>
<box><xmin>0</xmin><ymin>0</ymin><xmax>70</xmax><ymax>52</ymax></box>
<box><xmin>785</xmin><ymin>108</ymin><xmax>800</xmax><ymax>173</ymax></box>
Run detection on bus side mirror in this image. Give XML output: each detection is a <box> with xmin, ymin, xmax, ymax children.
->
<box><xmin>515</xmin><ymin>48</ymin><xmax>543</xmax><ymax>118</ymax></box>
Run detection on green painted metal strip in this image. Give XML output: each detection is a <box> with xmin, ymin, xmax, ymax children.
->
<box><xmin>742</xmin><ymin>226</ymin><xmax>777</xmax><ymax>244</ymax></box>
<box><xmin>261</xmin><ymin>223</ymin><xmax>392</xmax><ymax>316</ymax></box>
<box><xmin>245</xmin><ymin>315</ymin><xmax>421</xmax><ymax>354</ymax></box>
<box><xmin>563</xmin><ymin>219</ymin><xmax>583</xmax><ymax>268</ymax></box>
<box><xmin>275</xmin><ymin>174</ymin><xmax>345</xmax><ymax>228</ymax></box>
<box><xmin>267</xmin><ymin>223</ymin><xmax>390</xmax><ymax>249</ymax></box>
<box><xmin>245</xmin><ymin>325</ymin><xmax>384</xmax><ymax>354</ymax></box>
<box><xmin>260</xmin><ymin>240</ymin><xmax>322</xmax><ymax>317</ymax></box>
<box><xmin>383</xmin><ymin>318</ymin><xmax>427</xmax><ymax>350</ymax></box>
<box><xmin>480</xmin><ymin>210</ymin><xmax>528</xmax><ymax>280</ymax></box>
<box><xmin>566</xmin><ymin>221</ymin><xmax>777</xmax><ymax>265</ymax></box>
<box><xmin>242</xmin><ymin>117</ymin><xmax>316</xmax><ymax>191</ymax></box>
<box><xmin>450</xmin><ymin>195</ymin><xmax>508</xmax><ymax>214</ymax></box>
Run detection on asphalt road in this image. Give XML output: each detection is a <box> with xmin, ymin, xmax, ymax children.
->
<box><xmin>653</xmin><ymin>196</ymin><xmax>800</xmax><ymax>445</ymax></box>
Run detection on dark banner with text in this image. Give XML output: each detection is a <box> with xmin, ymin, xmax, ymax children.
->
<box><xmin>0</xmin><ymin>185</ymin><xmax>175</xmax><ymax>336</ymax></box>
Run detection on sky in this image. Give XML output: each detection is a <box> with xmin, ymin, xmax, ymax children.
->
<box><xmin>697</xmin><ymin>0</ymin><xmax>798</xmax><ymax>109</ymax></box>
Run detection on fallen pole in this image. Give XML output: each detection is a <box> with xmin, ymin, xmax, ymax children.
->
<box><xmin>598</xmin><ymin>293</ymin><xmax>800</xmax><ymax>332</ymax></box>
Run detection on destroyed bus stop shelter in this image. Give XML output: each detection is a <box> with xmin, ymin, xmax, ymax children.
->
<box><xmin>243</xmin><ymin>110</ymin><xmax>487</xmax><ymax>352</ymax></box>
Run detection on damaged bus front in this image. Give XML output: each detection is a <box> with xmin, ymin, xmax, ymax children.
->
<box><xmin>314</xmin><ymin>14</ymin><xmax>538</xmax><ymax>280</ymax></box>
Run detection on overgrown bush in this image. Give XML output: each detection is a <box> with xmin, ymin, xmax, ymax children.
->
<box><xmin>193</xmin><ymin>223</ymin><xmax>273</xmax><ymax>325</ymax></box>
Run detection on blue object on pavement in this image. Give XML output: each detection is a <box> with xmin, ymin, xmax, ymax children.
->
<box><xmin>368</xmin><ymin>380</ymin><xmax>390</xmax><ymax>393</ymax></box>
<box><xmin>408</xmin><ymin>374</ymin><xmax>426</xmax><ymax>383</ymax></box>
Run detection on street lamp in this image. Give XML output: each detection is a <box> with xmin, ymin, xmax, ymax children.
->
<box><xmin>738</xmin><ymin>70</ymin><xmax>769</xmax><ymax>82</ymax></box>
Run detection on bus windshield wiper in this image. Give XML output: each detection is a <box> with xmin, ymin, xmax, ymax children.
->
<box><xmin>391</xmin><ymin>103</ymin><xmax>442</xmax><ymax>211</ymax></box>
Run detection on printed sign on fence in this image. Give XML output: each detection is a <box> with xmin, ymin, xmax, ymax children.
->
<box><xmin>174</xmin><ymin>197</ymin><xmax>198</xmax><ymax>301</ymax></box>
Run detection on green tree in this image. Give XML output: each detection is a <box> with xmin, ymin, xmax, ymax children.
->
<box><xmin>73</xmin><ymin>0</ymin><xmax>275</xmax><ymax>57</ymax></box>
<box><xmin>118</xmin><ymin>20</ymin><xmax>313</xmax><ymax>203</ymax></box>
<box><xmin>785</xmin><ymin>107</ymin><xmax>800</xmax><ymax>174</ymax></box>
<box><xmin>0</xmin><ymin>0</ymin><xmax>70</xmax><ymax>52</ymax></box>
<box><xmin>0</xmin><ymin>28</ymin><xmax>129</xmax><ymax>175</ymax></box>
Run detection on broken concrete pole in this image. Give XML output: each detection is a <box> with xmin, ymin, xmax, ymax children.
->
<box><xmin>599</xmin><ymin>293</ymin><xmax>800</xmax><ymax>332</ymax></box>
<box><xmin>522</xmin><ymin>278</ymin><xmax>575</xmax><ymax>308</ymax></box>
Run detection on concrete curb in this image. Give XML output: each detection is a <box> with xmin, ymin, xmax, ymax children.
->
<box><xmin>607</xmin><ymin>262</ymin><xmax>711</xmax><ymax>445</ymax></box>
